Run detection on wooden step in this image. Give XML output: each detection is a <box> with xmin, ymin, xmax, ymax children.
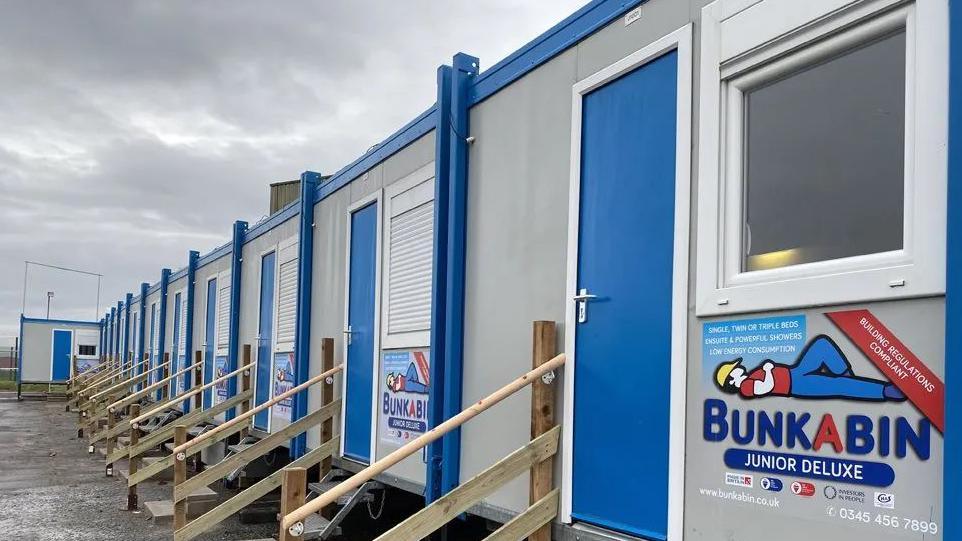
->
<box><xmin>143</xmin><ymin>487</ymin><xmax>219</xmax><ymax>524</ymax></box>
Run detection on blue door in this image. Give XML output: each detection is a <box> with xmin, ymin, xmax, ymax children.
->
<box><xmin>51</xmin><ymin>329</ymin><xmax>72</xmax><ymax>381</ymax></box>
<box><xmin>571</xmin><ymin>51</ymin><xmax>678</xmax><ymax>540</ymax></box>
<box><xmin>203</xmin><ymin>278</ymin><xmax>217</xmax><ymax>408</ymax></box>
<box><xmin>255</xmin><ymin>251</ymin><xmax>276</xmax><ymax>431</ymax></box>
<box><xmin>171</xmin><ymin>292</ymin><xmax>182</xmax><ymax>400</ymax></box>
<box><xmin>344</xmin><ymin>202</ymin><xmax>378</xmax><ymax>463</ymax></box>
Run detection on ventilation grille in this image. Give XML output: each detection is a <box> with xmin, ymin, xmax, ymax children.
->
<box><xmin>216</xmin><ymin>285</ymin><xmax>231</xmax><ymax>350</ymax></box>
<box><xmin>387</xmin><ymin>201</ymin><xmax>434</xmax><ymax>334</ymax></box>
<box><xmin>276</xmin><ymin>258</ymin><xmax>298</xmax><ymax>347</ymax></box>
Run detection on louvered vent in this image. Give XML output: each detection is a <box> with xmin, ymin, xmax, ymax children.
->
<box><xmin>216</xmin><ymin>285</ymin><xmax>231</xmax><ymax>350</ymax></box>
<box><xmin>179</xmin><ymin>295</ymin><xmax>188</xmax><ymax>353</ymax></box>
<box><xmin>276</xmin><ymin>258</ymin><xmax>298</xmax><ymax>346</ymax></box>
<box><xmin>387</xmin><ymin>201</ymin><xmax>434</xmax><ymax>334</ymax></box>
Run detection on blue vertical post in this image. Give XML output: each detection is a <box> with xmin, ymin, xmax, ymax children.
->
<box><xmin>184</xmin><ymin>251</ymin><xmax>199</xmax><ymax>412</ymax></box>
<box><xmin>291</xmin><ymin>172</ymin><xmax>319</xmax><ymax>458</ymax></box>
<box><xmin>115</xmin><ymin>301</ymin><xmax>123</xmax><ymax>361</ymax></box>
<box><xmin>226</xmin><ymin>220</ymin><xmax>248</xmax><ymax>421</ymax></box>
<box><xmin>99</xmin><ymin>317</ymin><xmax>105</xmax><ymax>362</ymax></box>
<box><xmin>440</xmin><ymin>52</ymin><xmax>478</xmax><ymax>495</ymax></box>
<box><xmin>124</xmin><ymin>293</ymin><xmax>132</xmax><ymax>368</ymax></box>
<box><xmin>110</xmin><ymin>307</ymin><xmax>117</xmax><ymax>361</ymax></box>
<box><xmin>944</xmin><ymin>4</ymin><xmax>961</xmax><ymax>538</ymax></box>
<box><xmin>426</xmin><ymin>64</ymin><xmax>453</xmax><ymax>504</ymax></box>
<box><xmin>157</xmin><ymin>269</ymin><xmax>171</xmax><ymax>399</ymax></box>
<box><xmin>137</xmin><ymin>283</ymin><xmax>148</xmax><ymax>390</ymax></box>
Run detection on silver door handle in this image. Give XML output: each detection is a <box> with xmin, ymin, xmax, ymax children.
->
<box><xmin>574</xmin><ymin>288</ymin><xmax>597</xmax><ymax>324</ymax></box>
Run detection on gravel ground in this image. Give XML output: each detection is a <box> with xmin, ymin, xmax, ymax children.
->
<box><xmin>0</xmin><ymin>396</ymin><xmax>275</xmax><ymax>541</ymax></box>
<box><xmin>0</xmin><ymin>396</ymin><xmax>494</xmax><ymax>541</ymax></box>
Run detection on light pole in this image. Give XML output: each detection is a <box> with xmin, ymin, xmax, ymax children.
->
<box><xmin>46</xmin><ymin>291</ymin><xmax>54</xmax><ymax>319</ymax></box>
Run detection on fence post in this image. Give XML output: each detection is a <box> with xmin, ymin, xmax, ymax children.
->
<box><xmin>174</xmin><ymin>425</ymin><xmax>188</xmax><ymax>529</ymax></box>
<box><xmin>529</xmin><ymin>320</ymin><xmax>557</xmax><ymax>541</ymax></box>
<box><xmin>240</xmin><ymin>344</ymin><xmax>252</xmax><ymax>440</ymax></box>
<box><xmin>105</xmin><ymin>407</ymin><xmax>116</xmax><ymax>477</ymax></box>
<box><xmin>321</xmin><ymin>337</ymin><xmax>335</xmax><ymax>519</ymax></box>
<box><xmin>127</xmin><ymin>403</ymin><xmax>141</xmax><ymax>511</ymax></box>
<box><xmin>279</xmin><ymin>467</ymin><xmax>307</xmax><ymax>541</ymax></box>
<box><xmin>162</xmin><ymin>352</ymin><xmax>171</xmax><ymax>400</ymax></box>
<box><xmin>192</xmin><ymin>351</ymin><xmax>205</xmax><ymax>474</ymax></box>
<box><xmin>193</xmin><ymin>351</ymin><xmax>203</xmax><ymax>410</ymax></box>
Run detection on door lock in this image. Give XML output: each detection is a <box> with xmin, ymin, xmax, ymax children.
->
<box><xmin>573</xmin><ymin>288</ymin><xmax>598</xmax><ymax>324</ymax></box>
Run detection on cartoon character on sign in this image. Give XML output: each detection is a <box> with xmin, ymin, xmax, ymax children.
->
<box><xmin>714</xmin><ymin>335</ymin><xmax>906</xmax><ymax>402</ymax></box>
<box><xmin>385</xmin><ymin>362</ymin><xmax>428</xmax><ymax>394</ymax></box>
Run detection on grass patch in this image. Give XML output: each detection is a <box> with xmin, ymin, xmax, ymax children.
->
<box><xmin>0</xmin><ymin>381</ymin><xmax>66</xmax><ymax>392</ymax></box>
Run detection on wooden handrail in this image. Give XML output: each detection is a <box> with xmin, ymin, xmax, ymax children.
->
<box><xmin>130</xmin><ymin>362</ymin><xmax>252</xmax><ymax>426</ymax></box>
<box><xmin>280</xmin><ymin>352</ymin><xmax>566</xmax><ymax>533</ymax></box>
<box><xmin>107</xmin><ymin>360</ymin><xmax>203</xmax><ymax>413</ymax></box>
<box><xmin>88</xmin><ymin>359</ymin><xmax>168</xmax><ymax>401</ymax></box>
<box><xmin>175</xmin><ymin>363</ymin><xmax>344</xmax><ymax>454</ymax></box>
<box><xmin>80</xmin><ymin>357</ymin><xmax>141</xmax><ymax>392</ymax></box>
<box><xmin>82</xmin><ymin>357</ymin><xmax>151</xmax><ymax>398</ymax></box>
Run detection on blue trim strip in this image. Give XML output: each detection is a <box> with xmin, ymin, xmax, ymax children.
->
<box><xmin>157</xmin><ymin>268</ymin><xmax>171</xmax><ymax>399</ymax></box>
<box><xmin>115</xmin><ymin>302</ymin><xmax>122</xmax><ymax>359</ymax></box>
<box><xmin>314</xmin><ymin>105</ymin><xmax>438</xmax><ymax>203</ymax></box>
<box><xmin>20</xmin><ymin>316</ymin><xmax>101</xmax><ymax>327</ymax></box>
<box><xmin>197</xmin><ymin>241</ymin><xmax>233</xmax><ymax>270</ymax></box>
<box><xmin>470</xmin><ymin>0</ymin><xmax>646</xmax><ymax>105</ymax></box>
<box><xmin>440</xmin><ymin>53</ymin><xmax>478</xmax><ymax>496</ymax></box>
<box><xmin>17</xmin><ymin>315</ymin><xmax>24</xmax><ymax>391</ymax></box>
<box><xmin>944</xmin><ymin>4</ymin><xmax>961</xmax><ymax>538</ymax></box>
<box><xmin>137</xmin><ymin>282</ymin><xmax>148</xmax><ymax>390</ymax></box>
<box><xmin>291</xmin><ymin>172</ymin><xmax>320</xmax><ymax>458</ymax></box>
<box><xmin>124</xmin><ymin>293</ymin><xmax>132</xmax><ymax>363</ymax></box>
<box><xmin>246</xmin><ymin>201</ymin><xmax>300</xmax><ymax>243</ymax></box>
<box><xmin>184</xmin><ymin>250</ymin><xmax>199</xmax><ymax>412</ymax></box>
<box><xmin>426</xmin><ymin>65</ymin><xmax>453</xmax><ymax>504</ymax></box>
<box><xmin>226</xmin><ymin>220</ymin><xmax>248</xmax><ymax>421</ymax></box>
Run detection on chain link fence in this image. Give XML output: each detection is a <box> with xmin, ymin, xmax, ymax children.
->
<box><xmin>0</xmin><ymin>345</ymin><xmax>18</xmax><ymax>382</ymax></box>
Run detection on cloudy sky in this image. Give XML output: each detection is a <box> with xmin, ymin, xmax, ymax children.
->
<box><xmin>0</xmin><ymin>0</ymin><xmax>589</xmax><ymax>343</ymax></box>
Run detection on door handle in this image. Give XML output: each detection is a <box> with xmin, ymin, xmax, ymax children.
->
<box><xmin>573</xmin><ymin>288</ymin><xmax>598</xmax><ymax>324</ymax></box>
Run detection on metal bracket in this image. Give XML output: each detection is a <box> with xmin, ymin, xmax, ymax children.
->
<box><xmin>541</xmin><ymin>370</ymin><xmax>556</xmax><ymax>385</ymax></box>
<box><xmin>289</xmin><ymin>522</ymin><xmax>305</xmax><ymax>537</ymax></box>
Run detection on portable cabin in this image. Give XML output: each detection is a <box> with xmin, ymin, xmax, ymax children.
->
<box><xmin>18</xmin><ymin>316</ymin><xmax>102</xmax><ymax>385</ymax></box>
<box><xmin>95</xmin><ymin>0</ymin><xmax>960</xmax><ymax>538</ymax></box>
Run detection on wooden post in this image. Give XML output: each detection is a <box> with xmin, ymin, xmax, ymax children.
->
<box><xmin>193</xmin><ymin>350</ymin><xmax>203</xmax><ymax>410</ymax></box>
<box><xmin>174</xmin><ymin>425</ymin><xmax>188</xmax><ymax>529</ymax></box>
<box><xmin>529</xmin><ymin>321</ymin><xmax>557</xmax><ymax>541</ymax></box>
<box><xmin>279</xmin><ymin>467</ymin><xmax>307</xmax><ymax>541</ymax></box>
<box><xmin>321</xmin><ymin>338</ymin><xmax>335</xmax><ymax>519</ymax></box>
<box><xmin>240</xmin><ymin>344</ymin><xmax>252</xmax><ymax>439</ymax></box>
<box><xmin>105</xmin><ymin>408</ymin><xmax>116</xmax><ymax>477</ymax></box>
<box><xmin>192</xmin><ymin>350</ymin><xmax>205</xmax><ymax>474</ymax></box>
<box><xmin>127</xmin><ymin>404</ymin><xmax>141</xmax><ymax>511</ymax></box>
<box><xmin>162</xmin><ymin>352</ymin><xmax>171</xmax><ymax>400</ymax></box>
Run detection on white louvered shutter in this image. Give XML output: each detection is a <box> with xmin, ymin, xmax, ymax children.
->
<box><xmin>275</xmin><ymin>256</ymin><xmax>298</xmax><ymax>350</ymax></box>
<box><xmin>151</xmin><ymin>304</ymin><xmax>159</xmax><ymax>351</ymax></box>
<box><xmin>382</xmin><ymin>170</ymin><xmax>435</xmax><ymax>349</ymax></box>
<box><xmin>388</xmin><ymin>201</ymin><xmax>433</xmax><ymax>334</ymax></box>
<box><xmin>216</xmin><ymin>283</ymin><xmax>231</xmax><ymax>352</ymax></box>
<box><xmin>132</xmin><ymin>313</ymin><xmax>139</xmax><ymax>359</ymax></box>
<box><xmin>178</xmin><ymin>293</ymin><xmax>188</xmax><ymax>354</ymax></box>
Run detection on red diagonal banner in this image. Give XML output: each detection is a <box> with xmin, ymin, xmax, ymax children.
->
<box><xmin>413</xmin><ymin>351</ymin><xmax>430</xmax><ymax>386</ymax></box>
<box><xmin>826</xmin><ymin>309</ymin><xmax>944</xmax><ymax>433</ymax></box>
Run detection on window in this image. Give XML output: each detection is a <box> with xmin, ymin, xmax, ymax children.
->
<box><xmin>78</xmin><ymin>344</ymin><xmax>97</xmax><ymax>356</ymax></box>
<box><xmin>696</xmin><ymin>0</ymin><xmax>947</xmax><ymax>315</ymax></box>
<box><xmin>743</xmin><ymin>31</ymin><xmax>905</xmax><ymax>272</ymax></box>
<box><xmin>381</xmin><ymin>163</ymin><xmax>435</xmax><ymax>349</ymax></box>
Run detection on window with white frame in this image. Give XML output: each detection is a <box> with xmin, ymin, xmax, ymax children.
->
<box><xmin>381</xmin><ymin>163</ymin><xmax>435</xmax><ymax>349</ymax></box>
<box><xmin>695</xmin><ymin>0</ymin><xmax>947</xmax><ymax>315</ymax></box>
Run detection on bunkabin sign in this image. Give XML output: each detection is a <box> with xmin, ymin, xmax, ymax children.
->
<box><xmin>692</xmin><ymin>306</ymin><xmax>943</xmax><ymax>538</ymax></box>
<box><xmin>379</xmin><ymin>349</ymin><xmax>430</xmax><ymax>446</ymax></box>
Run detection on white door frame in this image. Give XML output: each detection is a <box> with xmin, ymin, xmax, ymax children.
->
<box><xmin>560</xmin><ymin>24</ymin><xmax>692</xmax><ymax>540</ymax></box>
<box><xmin>340</xmin><ymin>189</ymin><xmax>383</xmax><ymax>464</ymax></box>
<box><xmin>50</xmin><ymin>328</ymin><xmax>74</xmax><ymax>380</ymax></box>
